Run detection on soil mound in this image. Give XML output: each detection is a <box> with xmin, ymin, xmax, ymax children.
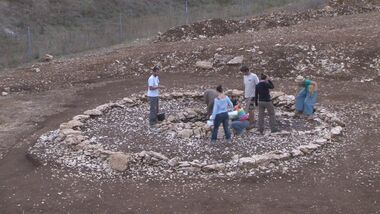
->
<box><xmin>157</xmin><ymin>0</ymin><xmax>380</xmax><ymax>42</ymax></box>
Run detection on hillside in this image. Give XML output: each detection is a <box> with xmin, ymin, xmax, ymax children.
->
<box><xmin>0</xmin><ymin>0</ymin><xmax>326</xmax><ymax>68</ymax></box>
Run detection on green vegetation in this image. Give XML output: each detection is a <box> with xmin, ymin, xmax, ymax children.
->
<box><xmin>0</xmin><ymin>0</ymin><xmax>325</xmax><ymax>68</ymax></box>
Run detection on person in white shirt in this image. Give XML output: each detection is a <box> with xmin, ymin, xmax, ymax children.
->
<box><xmin>147</xmin><ymin>65</ymin><xmax>164</xmax><ymax>126</ymax></box>
<box><xmin>240</xmin><ymin>65</ymin><xmax>259</xmax><ymax>126</ymax></box>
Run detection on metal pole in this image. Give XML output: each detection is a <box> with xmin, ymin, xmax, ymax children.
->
<box><xmin>27</xmin><ymin>26</ymin><xmax>33</xmax><ymax>60</ymax></box>
<box><xmin>185</xmin><ymin>0</ymin><xmax>189</xmax><ymax>25</ymax></box>
<box><xmin>119</xmin><ymin>13</ymin><xmax>123</xmax><ymax>42</ymax></box>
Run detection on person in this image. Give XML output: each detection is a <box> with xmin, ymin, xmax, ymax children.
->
<box><xmin>210</xmin><ymin>85</ymin><xmax>234</xmax><ymax>144</ymax></box>
<box><xmin>230</xmin><ymin>105</ymin><xmax>250</xmax><ymax>135</ymax></box>
<box><xmin>255</xmin><ymin>74</ymin><xmax>278</xmax><ymax>134</ymax></box>
<box><xmin>204</xmin><ymin>89</ymin><xmax>218</xmax><ymax>118</ymax></box>
<box><xmin>147</xmin><ymin>65</ymin><xmax>164</xmax><ymax>126</ymax></box>
<box><xmin>295</xmin><ymin>79</ymin><xmax>318</xmax><ymax>118</ymax></box>
<box><xmin>240</xmin><ymin>65</ymin><xmax>259</xmax><ymax>127</ymax></box>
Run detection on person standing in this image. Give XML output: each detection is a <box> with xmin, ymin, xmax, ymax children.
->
<box><xmin>210</xmin><ymin>85</ymin><xmax>234</xmax><ymax>144</ymax></box>
<box><xmin>240</xmin><ymin>65</ymin><xmax>259</xmax><ymax>127</ymax></box>
<box><xmin>295</xmin><ymin>78</ymin><xmax>318</xmax><ymax>118</ymax></box>
<box><xmin>147</xmin><ymin>65</ymin><xmax>164</xmax><ymax>126</ymax></box>
<box><xmin>255</xmin><ymin>74</ymin><xmax>278</xmax><ymax>134</ymax></box>
<box><xmin>204</xmin><ymin>89</ymin><xmax>218</xmax><ymax>118</ymax></box>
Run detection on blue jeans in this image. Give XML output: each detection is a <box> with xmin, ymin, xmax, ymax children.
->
<box><xmin>231</xmin><ymin>120</ymin><xmax>250</xmax><ymax>135</ymax></box>
<box><xmin>211</xmin><ymin>112</ymin><xmax>231</xmax><ymax>140</ymax></box>
<box><xmin>295</xmin><ymin>89</ymin><xmax>318</xmax><ymax>116</ymax></box>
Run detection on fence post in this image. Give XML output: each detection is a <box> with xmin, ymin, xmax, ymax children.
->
<box><xmin>185</xmin><ymin>0</ymin><xmax>189</xmax><ymax>25</ymax></box>
<box><xmin>119</xmin><ymin>13</ymin><xmax>123</xmax><ymax>42</ymax></box>
<box><xmin>26</xmin><ymin>26</ymin><xmax>33</xmax><ymax>60</ymax></box>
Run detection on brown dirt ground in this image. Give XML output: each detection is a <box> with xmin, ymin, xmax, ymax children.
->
<box><xmin>0</xmin><ymin>11</ymin><xmax>379</xmax><ymax>214</ymax></box>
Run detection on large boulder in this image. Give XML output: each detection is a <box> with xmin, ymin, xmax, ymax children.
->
<box><xmin>178</xmin><ymin>129</ymin><xmax>193</xmax><ymax>138</ymax></box>
<box><xmin>195</xmin><ymin>61</ymin><xmax>213</xmax><ymax>69</ymax></box>
<box><xmin>84</xmin><ymin>109</ymin><xmax>102</xmax><ymax>116</ymax></box>
<box><xmin>109</xmin><ymin>153</ymin><xmax>131</xmax><ymax>171</ymax></box>
<box><xmin>227</xmin><ymin>56</ymin><xmax>244</xmax><ymax>65</ymax></box>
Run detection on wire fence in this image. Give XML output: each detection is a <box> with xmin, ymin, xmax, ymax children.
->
<box><xmin>0</xmin><ymin>0</ymin><xmax>323</xmax><ymax>69</ymax></box>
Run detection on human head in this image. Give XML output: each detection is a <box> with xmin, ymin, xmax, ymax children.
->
<box><xmin>216</xmin><ymin>85</ymin><xmax>223</xmax><ymax>93</ymax></box>
<box><xmin>152</xmin><ymin>65</ymin><xmax>160</xmax><ymax>76</ymax></box>
<box><xmin>240</xmin><ymin>65</ymin><xmax>249</xmax><ymax>75</ymax></box>
<box><xmin>260</xmin><ymin>73</ymin><xmax>267</xmax><ymax>80</ymax></box>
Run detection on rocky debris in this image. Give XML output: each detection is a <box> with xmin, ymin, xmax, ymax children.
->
<box><xmin>1</xmin><ymin>91</ymin><xmax>8</xmax><ymax>96</ymax></box>
<box><xmin>195</xmin><ymin>61</ymin><xmax>213</xmax><ymax>69</ymax></box>
<box><xmin>109</xmin><ymin>152</ymin><xmax>131</xmax><ymax>171</ymax></box>
<box><xmin>202</xmin><ymin>163</ymin><xmax>225</xmax><ymax>172</ymax></box>
<box><xmin>227</xmin><ymin>56</ymin><xmax>244</xmax><ymax>65</ymax></box>
<box><xmin>157</xmin><ymin>1</ymin><xmax>380</xmax><ymax>43</ymax></box>
<box><xmin>60</xmin><ymin>120</ymin><xmax>84</xmax><ymax>130</ymax></box>
<box><xmin>41</xmin><ymin>54</ymin><xmax>54</xmax><ymax>62</ymax></box>
<box><xmin>32</xmin><ymin>67</ymin><xmax>40</xmax><ymax>73</ymax></box>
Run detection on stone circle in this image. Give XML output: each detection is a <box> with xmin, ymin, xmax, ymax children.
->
<box><xmin>28</xmin><ymin>88</ymin><xmax>345</xmax><ymax>179</ymax></box>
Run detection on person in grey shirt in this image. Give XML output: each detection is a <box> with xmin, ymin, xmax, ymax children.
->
<box><xmin>147</xmin><ymin>65</ymin><xmax>165</xmax><ymax>126</ymax></box>
<box><xmin>204</xmin><ymin>89</ymin><xmax>218</xmax><ymax>118</ymax></box>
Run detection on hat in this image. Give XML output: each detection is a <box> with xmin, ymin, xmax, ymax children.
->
<box><xmin>295</xmin><ymin>75</ymin><xmax>305</xmax><ymax>83</ymax></box>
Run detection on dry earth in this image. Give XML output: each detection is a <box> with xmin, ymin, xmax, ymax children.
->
<box><xmin>0</xmin><ymin>3</ymin><xmax>379</xmax><ymax>214</ymax></box>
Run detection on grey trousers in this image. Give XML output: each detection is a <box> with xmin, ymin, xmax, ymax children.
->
<box><xmin>149</xmin><ymin>96</ymin><xmax>159</xmax><ymax>125</ymax></box>
<box><xmin>258</xmin><ymin>101</ymin><xmax>276</xmax><ymax>132</ymax></box>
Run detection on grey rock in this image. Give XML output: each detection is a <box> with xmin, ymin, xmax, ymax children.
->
<box><xmin>109</xmin><ymin>152</ymin><xmax>131</xmax><ymax>172</ymax></box>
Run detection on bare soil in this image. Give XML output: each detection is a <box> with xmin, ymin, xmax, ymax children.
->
<box><xmin>0</xmin><ymin>9</ymin><xmax>379</xmax><ymax>214</ymax></box>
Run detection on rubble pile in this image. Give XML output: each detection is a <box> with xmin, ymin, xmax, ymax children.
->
<box><xmin>28</xmin><ymin>89</ymin><xmax>345</xmax><ymax>180</ymax></box>
<box><xmin>158</xmin><ymin>1</ymin><xmax>379</xmax><ymax>42</ymax></box>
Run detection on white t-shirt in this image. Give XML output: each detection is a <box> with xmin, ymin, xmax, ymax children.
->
<box><xmin>147</xmin><ymin>75</ymin><xmax>159</xmax><ymax>97</ymax></box>
<box><xmin>243</xmin><ymin>73</ymin><xmax>259</xmax><ymax>98</ymax></box>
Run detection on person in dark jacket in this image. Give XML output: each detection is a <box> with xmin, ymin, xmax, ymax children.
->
<box><xmin>255</xmin><ymin>74</ymin><xmax>278</xmax><ymax>134</ymax></box>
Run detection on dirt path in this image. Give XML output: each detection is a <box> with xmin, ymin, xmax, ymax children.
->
<box><xmin>0</xmin><ymin>72</ymin><xmax>379</xmax><ymax>213</ymax></box>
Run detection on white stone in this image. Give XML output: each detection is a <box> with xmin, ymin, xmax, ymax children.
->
<box><xmin>72</xmin><ymin>114</ymin><xmax>90</xmax><ymax>122</ymax></box>
<box><xmin>60</xmin><ymin>129</ymin><xmax>82</xmax><ymax>136</ymax></box>
<box><xmin>60</xmin><ymin>120</ymin><xmax>84</xmax><ymax>130</ymax></box>
<box><xmin>239</xmin><ymin>157</ymin><xmax>257</xmax><ymax>169</ymax></box>
<box><xmin>227</xmin><ymin>56</ymin><xmax>244</xmax><ymax>65</ymax></box>
<box><xmin>147</xmin><ymin>151</ymin><xmax>168</xmax><ymax>160</ymax></box>
<box><xmin>195</xmin><ymin>61</ymin><xmax>213</xmax><ymax>69</ymax></box>
<box><xmin>331</xmin><ymin>126</ymin><xmax>343</xmax><ymax>136</ymax></box>
<box><xmin>295</xmin><ymin>75</ymin><xmax>304</xmax><ymax>82</ymax></box>
<box><xmin>123</xmin><ymin>98</ymin><xmax>134</xmax><ymax>103</ymax></box>
<box><xmin>109</xmin><ymin>153</ymin><xmax>131</xmax><ymax>171</ymax></box>
<box><xmin>202</xmin><ymin>163</ymin><xmax>225</xmax><ymax>172</ymax></box>
<box><xmin>1</xmin><ymin>92</ymin><xmax>8</xmax><ymax>96</ymax></box>
<box><xmin>178</xmin><ymin>129</ymin><xmax>193</xmax><ymax>138</ymax></box>
<box><xmin>291</xmin><ymin>149</ymin><xmax>304</xmax><ymax>157</ymax></box>
<box><xmin>84</xmin><ymin>109</ymin><xmax>102</xmax><ymax>116</ymax></box>
<box><xmin>168</xmin><ymin>157</ymin><xmax>180</xmax><ymax>167</ymax></box>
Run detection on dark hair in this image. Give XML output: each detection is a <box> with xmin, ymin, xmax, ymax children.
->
<box><xmin>260</xmin><ymin>73</ymin><xmax>267</xmax><ymax>80</ymax></box>
<box><xmin>216</xmin><ymin>85</ymin><xmax>223</xmax><ymax>93</ymax></box>
<box><xmin>152</xmin><ymin>65</ymin><xmax>160</xmax><ymax>72</ymax></box>
<box><xmin>240</xmin><ymin>65</ymin><xmax>249</xmax><ymax>72</ymax></box>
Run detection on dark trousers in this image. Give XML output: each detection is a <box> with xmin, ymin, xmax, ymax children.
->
<box><xmin>149</xmin><ymin>97</ymin><xmax>159</xmax><ymax>125</ymax></box>
<box><xmin>258</xmin><ymin>101</ymin><xmax>276</xmax><ymax>132</ymax></box>
<box><xmin>211</xmin><ymin>112</ymin><xmax>231</xmax><ymax>140</ymax></box>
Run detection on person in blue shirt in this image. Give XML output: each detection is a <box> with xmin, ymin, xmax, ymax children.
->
<box><xmin>210</xmin><ymin>85</ymin><xmax>234</xmax><ymax>144</ymax></box>
<box><xmin>295</xmin><ymin>78</ymin><xmax>318</xmax><ymax>118</ymax></box>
